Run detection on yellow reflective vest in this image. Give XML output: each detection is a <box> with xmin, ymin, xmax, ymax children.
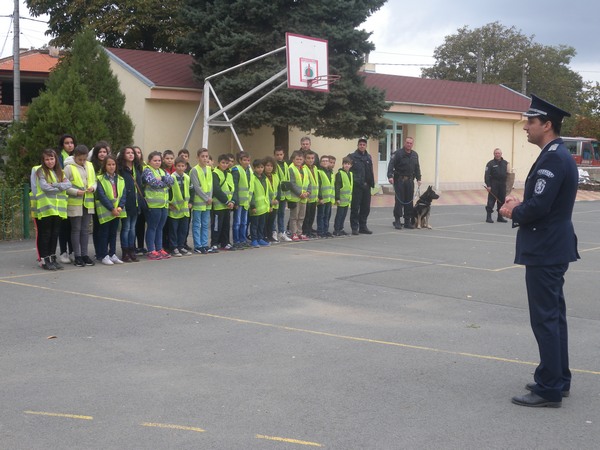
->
<box><xmin>190</xmin><ymin>164</ymin><xmax>212</xmax><ymax>211</ymax></box>
<box><xmin>34</xmin><ymin>168</ymin><xmax>68</xmax><ymax>219</ymax></box>
<box><xmin>287</xmin><ymin>164</ymin><xmax>309</xmax><ymax>204</ymax></box>
<box><xmin>67</xmin><ymin>161</ymin><xmax>96</xmax><ymax>210</ymax></box>
<box><xmin>95</xmin><ymin>174</ymin><xmax>127</xmax><ymax>224</ymax></box>
<box><xmin>338</xmin><ymin>170</ymin><xmax>353</xmax><ymax>207</ymax></box>
<box><xmin>169</xmin><ymin>173</ymin><xmax>191</xmax><ymax>219</ymax></box>
<box><xmin>212</xmin><ymin>168</ymin><xmax>234</xmax><ymax>211</ymax></box>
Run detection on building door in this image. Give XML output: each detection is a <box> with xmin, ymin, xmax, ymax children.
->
<box><xmin>378</xmin><ymin>127</ymin><xmax>402</xmax><ymax>184</ymax></box>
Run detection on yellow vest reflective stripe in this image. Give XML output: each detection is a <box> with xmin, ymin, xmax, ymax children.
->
<box><xmin>249</xmin><ymin>175</ymin><xmax>270</xmax><ymax>216</ymax></box>
<box><xmin>68</xmin><ymin>161</ymin><xmax>96</xmax><ymax>210</ymax></box>
<box><xmin>95</xmin><ymin>175</ymin><xmax>127</xmax><ymax>224</ymax></box>
<box><xmin>145</xmin><ymin>167</ymin><xmax>169</xmax><ymax>208</ymax></box>
<box><xmin>339</xmin><ymin>170</ymin><xmax>353</xmax><ymax>207</ymax></box>
<box><xmin>191</xmin><ymin>165</ymin><xmax>212</xmax><ymax>211</ymax></box>
<box><xmin>266</xmin><ymin>173</ymin><xmax>280</xmax><ymax>210</ymax></box>
<box><xmin>35</xmin><ymin>169</ymin><xmax>68</xmax><ymax>219</ymax></box>
<box><xmin>212</xmin><ymin>169</ymin><xmax>234</xmax><ymax>211</ymax></box>
<box><xmin>318</xmin><ymin>169</ymin><xmax>334</xmax><ymax>204</ymax></box>
<box><xmin>287</xmin><ymin>164</ymin><xmax>309</xmax><ymax>204</ymax></box>
<box><xmin>169</xmin><ymin>173</ymin><xmax>191</xmax><ymax>219</ymax></box>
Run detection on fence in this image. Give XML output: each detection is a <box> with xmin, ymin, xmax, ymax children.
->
<box><xmin>0</xmin><ymin>183</ymin><xmax>32</xmax><ymax>241</ymax></box>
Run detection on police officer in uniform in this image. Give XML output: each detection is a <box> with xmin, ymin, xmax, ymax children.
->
<box><xmin>484</xmin><ymin>148</ymin><xmax>509</xmax><ymax>223</ymax></box>
<box><xmin>387</xmin><ymin>137</ymin><xmax>421</xmax><ymax>229</ymax></box>
<box><xmin>500</xmin><ymin>95</ymin><xmax>579</xmax><ymax>408</ymax></box>
<box><xmin>349</xmin><ymin>138</ymin><xmax>375</xmax><ymax>235</ymax></box>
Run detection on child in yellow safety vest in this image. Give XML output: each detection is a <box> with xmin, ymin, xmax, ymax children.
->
<box><xmin>32</xmin><ymin>148</ymin><xmax>71</xmax><ymax>270</ymax></box>
<box><xmin>249</xmin><ymin>159</ymin><xmax>272</xmax><ymax>248</ymax></box>
<box><xmin>231</xmin><ymin>151</ymin><xmax>253</xmax><ymax>249</ymax></box>
<box><xmin>317</xmin><ymin>155</ymin><xmax>335</xmax><ymax>238</ymax></box>
<box><xmin>333</xmin><ymin>156</ymin><xmax>354</xmax><ymax>236</ymax></box>
<box><xmin>211</xmin><ymin>154</ymin><xmax>236</xmax><ymax>251</ymax></box>
<box><xmin>190</xmin><ymin>148</ymin><xmax>216</xmax><ymax>254</ymax></box>
<box><xmin>64</xmin><ymin>144</ymin><xmax>97</xmax><ymax>267</ymax></box>
<box><xmin>95</xmin><ymin>155</ymin><xmax>127</xmax><ymax>265</ymax></box>
<box><xmin>263</xmin><ymin>156</ymin><xmax>280</xmax><ymax>243</ymax></box>
<box><xmin>287</xmin><ymin>150</ymin><xmax>310</xmax><ymax>241</ymax></box>
<box><xmin>168</xmin><ymin>157</ymin><xmax>192</xmax><ymax>257</ymax></box>
<box><xmin>301</xmin><ymin>150</ymin><xmax>319</xmax><ymax>238</ymax></box>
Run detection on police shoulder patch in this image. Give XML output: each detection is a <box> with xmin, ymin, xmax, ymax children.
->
<box><xmin>537</xmin><ymin>169</ymin><xmax>554</xmax><ymax>178</ymax></box>
<box><xmin>548</xmin><ymin>144</ymin><xmax>559</xmax><ymax>152</ymax></box>
<box><xmin>534</xmin><ymin>178</ymin><xmax>546</xmax><ymax>194</ymax></box>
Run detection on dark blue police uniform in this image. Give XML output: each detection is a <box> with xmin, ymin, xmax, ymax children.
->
<box><xmin>512</xmin><ymin>134</ymin><xmax>579</xmax><ymax>403</ymax></box>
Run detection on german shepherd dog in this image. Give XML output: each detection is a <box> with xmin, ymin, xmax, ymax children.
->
<box><xmin>414</xmin><ymin>186</ymin><xmax>440</xmax><ymax>229</ymax></box>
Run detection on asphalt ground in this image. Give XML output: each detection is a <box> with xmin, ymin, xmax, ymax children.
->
<box><xmin>1</xmin><ymin>202</ymin><xmax>600</xmax><ymax>449</ymax></box>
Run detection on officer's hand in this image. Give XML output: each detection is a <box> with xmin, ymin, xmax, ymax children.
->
<box><xmin>388</xmin><ymin>177</ymin><xmax>394</xmax><ymax>184</ymax></box>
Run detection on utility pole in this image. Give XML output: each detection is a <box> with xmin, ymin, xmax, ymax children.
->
<box><xmin>13</xmin><ymin>0</ymin><xmax>21</xmax><ymax>122</ymax></box>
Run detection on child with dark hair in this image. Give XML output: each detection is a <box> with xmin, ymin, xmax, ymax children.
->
<box><xmin>302</xmin><ymin>150</ymin><xmax>319</xmax><ymax>238</ymax></box>
<box><xmin>90</xmin><ymin>141</ymin><xmax>110</xmax><ymax>260</ymax></box>
<box><xmin>95</xmin><ymin>155</ymin><xmax>126</xmax><ymax>265</ymax></box>
<box><xmin>64</xmin><ymin>144</ymin><xmax>97</xmax><ymax>266</ymax></box>
<box><xmin>317</xmin><ymin>155</ymin><xmax>334</xmax><ymax>238</ymax></box>
<box><xmin>249</xmin><ymin>159</ymin><xmax>271</xmax><ymax>248</ymax></box>
<box><xmin>211</xmin><ymin>154</ymin><xmax>236</xmax><ymax>250</ymax></box>
<box><xmin>32</xmin><ymin>149</ymin><xmax>71</xmax><ymax>270</ymax></box>
<box><xmin>116</xmin><ymin>146</ymin><xmax>142</xmax><ymax>262</ymax></box>
<box><xmin>190</xmin><ymin>148</ymin><xmax>216</xmax><ymax>254</ymax></box>
<box><xmin>287</xmin><ymin>150</ymin><xmax>309</xmax><ymax>241</ymax></box>
<box><xmin>143</xmin><ymin>151</ymin><xmax>174</xmax><ymax>260</ymax></box>
<box><xmin>231</xmin><ymin>151</ymin><xmax>252</xmax><ymax>249</ymax></box>
<box><xmin>168</xmin><ymin>156</ymin><xmax>192</xmax><ymax>256</ymax></box>
<box><xmin>57</xmin><ymin>134</ymin><xmax>76</xmax><ymax>263</ymax></box>
<box><xmin>333</xmin><ymin>156</ymin><xmax>354</xmax><ymax>236</ymax></box>
<box><xmin>263</xmin><ymin>156</ymin><xmax>280</xmax><ymax>242</ymax></box>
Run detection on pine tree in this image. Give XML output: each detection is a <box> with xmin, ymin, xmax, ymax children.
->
<box><xmin>6</xmin><ymin>30</ymin><xmax>134</xmax><ymax>182</ymax></box>
<box><xmin>179</xmin><ymin>0</ymin><xmax>388</xmax><ymax>149</ymax></box>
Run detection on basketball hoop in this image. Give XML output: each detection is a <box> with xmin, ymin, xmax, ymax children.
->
<box><xmin>307</xmin><ymin>74</ymin><xmax>341</xmax><ymax>89</ymax></box>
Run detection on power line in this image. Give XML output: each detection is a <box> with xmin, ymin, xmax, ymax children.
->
<box><xmin>0</xmin><ymin>15</ymin><xmax>12</xmax><ymax>56</ymax></box>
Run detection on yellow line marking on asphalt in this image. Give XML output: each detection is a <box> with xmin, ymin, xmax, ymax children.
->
<box><xmin>256</xmin><ymin>434</ymin><xmax>323</xmax><ymax>447</ymax></box>
<box><xmin>141</xmin><ymin>422</ymin><xmax>205</xmax><ymax>432</ymax></box>
<box><xmin>24</xmin><ymin>410</ymin><xmax>93</xmax><ymax>420</ymax></box>
<box><xmin>3</xmin><ymin>279</ymin><xmax>599</xmax><ymax>376</ymax></box>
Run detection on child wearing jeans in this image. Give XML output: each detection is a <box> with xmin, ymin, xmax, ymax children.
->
<box><xmin>333</xmin><ymin>156</ymin><xmax>353</xmax><ymax>236</ymax></box>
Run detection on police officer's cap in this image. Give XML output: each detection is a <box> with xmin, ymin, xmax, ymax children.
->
<box><xmin>523</xmin><ymin>94</ymin><xmax>571</xmax><ymax>122</ymax></box>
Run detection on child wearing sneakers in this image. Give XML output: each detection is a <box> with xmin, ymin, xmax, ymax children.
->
<box><xmin>274</xmin><ymin>146</ymin><xmax>291</xmax><ymax>242</ymax></box>
<box><xmin>287</xmin><ymin>151</ymin><xmax>309</xmax><ymax>241</ymax></box>
<box><xmin>301</xmin><ymin>150</ymin><xmax>319</xmax><ymax>238</ymax></box>
<box><xmin>231</xmin><ymin>152</ymin><xmax>253</xmax><ymax>249</ymax></box>
<box><xmin>249</xmin><ymin>159</ymin><xmax>271</xmax><ymax>248</ymax></box>
<box><xmin>211</xmin><ymin>154</ymin><xmax>236</xmax><ymax>251</ymax></box>
<box><xmin>263</xmin><ymin>156</ymin><xmax>280</xmax><ymax>243</ymax></box>
<box><xmin>168</xmin><ymin>157</ymin><xmax>192</xmax><ymax>256</ymax></box>
<box><xmin>190</xmin><ymin>148</ymin><xmax>217</xmax><ymax>254</ymax></box>
<box><xmin>333</xmin><ymin>156</ymin><xmax>353</xmax><ymax>236</ymax></box>
<box><xmin>317</xmin><ymin>155</ymin><xmax>334</xmax><ymax>238</ymax></box>
<box><xmin>95</xmin><ymin>155</ymin><xmax>126</xmax><ymax>265</ymax></box>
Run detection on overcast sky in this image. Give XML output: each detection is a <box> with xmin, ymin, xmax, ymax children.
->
<box><xmin>2</xmin><ymin>0</ymin><xmax>599</xmax><ymax>84</ymax></box>
<box><xmin>364</xmin><ymin>0</ymin><xmax>600</xmax><ymax>83</ymax></box>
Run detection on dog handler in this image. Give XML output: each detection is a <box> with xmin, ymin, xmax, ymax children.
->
<box><xmin>387</xmin><ymin>137</ymin><xmax>421</xmax><ymax>229</ymax></box>
<box><xmin>500</xmin><ymin>95</ymin><xmax>578</xmax><ymax>408</ymax></box>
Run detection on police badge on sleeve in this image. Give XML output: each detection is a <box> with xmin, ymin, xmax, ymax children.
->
<box><xmin>534</xmin><ymin>178</ymin><xmax>546</xmax><ymax>194</ymax></box>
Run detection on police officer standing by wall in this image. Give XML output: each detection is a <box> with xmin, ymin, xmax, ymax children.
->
<box><xmin>387</xmin><ymin>137</ymin><xmax>421</xmax><ymax>229</ymax></box>
<box><xmin>484</xmin><ymin>148</ymin><xmax>509</xmax><ymax>223</ymax></box>
<box><xmin>500</xmin><ymin>95</ymin><xmax>579</xmax><ymax>408</ymax></box>
<box><xmin>349</xmin><ymin>138</ymin><xmax>374</xmax><ymax>235</ymax></box>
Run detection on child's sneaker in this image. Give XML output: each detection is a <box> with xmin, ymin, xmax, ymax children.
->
<box><xmin>279</xmin><ymin>232</ymin><xmax>292</xmax><ymax>242</ymax></box>
<box><xmin>291</xmin><ymin>234</ymin><xmax>300</xmax><ymax>241</ymax></box>
<box><xmin>207</xmin><ymin>246</ymin><xmax>220</xmax><ymax>254</ymax></box>
<box><xmin>159</xmin><ymin>249</ymin><xmax>171</xmax><ymax>259</ymax></box>
<box><xmin>171</xmin><ymin>248</ymin><xmax>182</xmax><ymax>257</ymax></box>
<box><xmin>101</xmin><ymin>255</ymin><xmax>114</xmax><ymax>265</ymax></box>
<box><xmin>299</xmin><ymin>234</ymin><xmax>310</xmax><ymax>241</ymax></box>
<box><xmin>251</xmin><ymin>240</ymin><xmax>260</xmax><ymax>248</ymax></box>
<box><xmin>110</xmin><ymin>254</ymin><xmax>124</xmax><ymax>264</ymax></box>
<box><xmin>258</xmin><ymin>239</ymin><xmax>271</xmax><ymax>247</ymax></box>
<box><xmin>147</xmin><ymin>251</ymin><xmax>162</xmax><ymax>260</ymax></box>
<box><xmin>179</xmin><ymin>247</ymin><xmax>190</xmax><ymax>255</ymax></box>
<box><xmin>271</xmin><ymin>231</ymin><xmax>279</xmax><ymax>242</ymax></box>
<box><xmin>221</xmin><ymin>243</ymin><xmax>236</xmax><ymax>251</ymax></box>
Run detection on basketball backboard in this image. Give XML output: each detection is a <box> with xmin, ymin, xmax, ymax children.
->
<box><xmin>286</xmin><ymin>33</ymin><xmax>331</xmax><ymax>92</ymax></box>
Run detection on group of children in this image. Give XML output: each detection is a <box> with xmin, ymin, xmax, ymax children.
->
<box><xmin>30</xmin><ymin>135</ymin><xmax>356</xmax><ymax>269</ymax></box>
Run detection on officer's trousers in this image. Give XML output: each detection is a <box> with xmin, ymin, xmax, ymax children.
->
<box><xmin>525</xmin><ymin>264</ymin><xmax>571</xmax><ymax>402</ymax></box>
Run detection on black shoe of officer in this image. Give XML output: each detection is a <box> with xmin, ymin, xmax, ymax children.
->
<box><xmin>403</xmin><ymin>221</ymin><xmax>414</xmax><ymax>229</ymax></box>
<box><xmin>393</xmin><ymin>220</ymin><xmax>402</xmax><ymax>230</ymax></box>
<box><xmin>497</xmin><ymin>214</ymin><xmax>507</xmax><ymax>223</ymax></box>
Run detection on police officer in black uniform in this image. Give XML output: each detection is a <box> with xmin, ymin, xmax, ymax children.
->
<box><xmin>484</xmin><ymin>148</ymin><xmax>509</xmax><ymax>223</ymax></box>
<box><xmin>500</xmin><ymin>94</ymin><xmax>579</xmax><ymax>408</ymax></box>
<box><xmin>387</xmin><ymin>137</ymin><xmax>421</xmax><ymax>229</ymax></box>
<box><xmin>349</xmin><ymin>138</ymin><xmax>375</xmax><ymax>235</ymax></box>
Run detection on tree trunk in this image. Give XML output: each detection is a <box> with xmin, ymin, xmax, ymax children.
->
<box><xmin>273</xmin><ymin>125</ymin><xmax>290</xmax><ymax>159</ymax></box>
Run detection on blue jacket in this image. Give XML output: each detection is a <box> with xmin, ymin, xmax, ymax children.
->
<box><xmin>512</xmin><ymin>138</ymin><xmax>579</xmax><ymax>265</ymax></box>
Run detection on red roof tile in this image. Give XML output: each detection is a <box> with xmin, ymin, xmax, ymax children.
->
<box><xmin>362</xmin><ymin>72</ymin><xmax>530</xmax><ymax>113</ymax></box>
<box><xmin>106</xmin><ymin>48</ymin><xmax>201</xmax><ymax>90</ymax></box>
<box><xmin>0</xmin><ymin>50</ymin><xmax>59</xmax><ymax>74</ymax></box>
